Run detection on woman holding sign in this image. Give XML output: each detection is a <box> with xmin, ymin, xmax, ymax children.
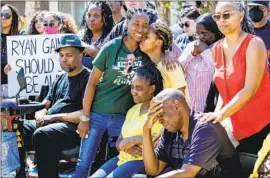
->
<box><xmin>1</xmin><ymin>4</ymin><xmax>24</xmax><ymax>54</ymax></box>
<box><xmin>1</xmin><ymin>4</ymin><xmax>24</xmax><ymax>99</ymax></box>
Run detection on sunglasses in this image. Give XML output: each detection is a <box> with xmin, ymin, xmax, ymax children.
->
<box><xmin>212</xmin><ymin>11</ymin><xmax>237</xmax><ymax>22</ymax></box>
<box><xmin>44</xmin><ymin>22</ymin><xmax>56</xmax><ymax>27</ymax></box>
<box><xmin>1</xmin><ymin>13</ymin><xmax>12</xmax><ymax>19</ymax></box>
<box><xmin>180</xmin><ymin>22</ymin><xmax>190</xmax><ymax>28</ymax></box>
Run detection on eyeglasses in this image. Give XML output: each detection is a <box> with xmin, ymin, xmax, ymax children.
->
<box><xmin>1</xmin><ymin>13</ymin><xmax>12</xmax><ymax>19</ymax></box>
<box><xmin>44</xmin><ymin>22</ymin><xmax>56</xmax><ymax>27</ymax></box>
<box><xmin>212</xmin><ymin>11</ymin><xmax>237</xmax><ymax>22</ymax></box>
<box><xmin>195</xmin><ymin>31</ymin><xmax>210</xmax><ymax>38</ymax></box>
<box><xmin>180</xmin><ymin>22</ymin><xmax>190</xmax><ymax>28</ymax></box>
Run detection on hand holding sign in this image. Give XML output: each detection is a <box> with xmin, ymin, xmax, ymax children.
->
<box><xmin>7</xmin><ymin>34</ymin><xmax>64</xmax><ymax>97</ymax></box>
<box><xmin>4</xmin><ymin>65</ymin><xmax>12</xmax><ymax>75</ymax></box>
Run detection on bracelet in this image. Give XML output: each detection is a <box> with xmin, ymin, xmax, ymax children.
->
<box><xmin>80</xmin><ymin>115</ymin><xmax>90</xmax><ymax>122</ymax></box>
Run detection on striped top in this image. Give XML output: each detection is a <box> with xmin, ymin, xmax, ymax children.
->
<box><xmin>179</xmin><ymin>42</ymin><xmax>215</xmax><ymax>112</ymax></box>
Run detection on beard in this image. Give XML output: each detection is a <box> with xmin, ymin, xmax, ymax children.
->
<box><xmin>60</xmin><ymin>64</ymin><xmax>75</xmax><ymax>72</ymax></box>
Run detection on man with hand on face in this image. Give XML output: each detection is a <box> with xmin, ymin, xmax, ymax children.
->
<box><xmin>248</xmin><ymin>1</ymin><xmax>270</xmax><ymax>72</ymax></box>
<box><xmin>142</xmin><ymin>89</ymin><xmax>242</xmax><ymax>178</ymax></box>
<box><xmin>22</xmin><ymin>34</ymin><xmax>90</xmax><ymax>178</ymax></box>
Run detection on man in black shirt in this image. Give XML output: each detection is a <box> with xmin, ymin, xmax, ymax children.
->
<box><xmin>143</xmin><ymin>89</ymin><xmax>242</xmax><ymax>178</ymax></box>
<box><xmin>22</xmin><ymin>34</ymin><xmax>90</xmax><ymax>178</ymax></box>
<box><xmin>248</xmin><ymin>1</ymin><xmax>270</xmax><ymax>72</ymax></box>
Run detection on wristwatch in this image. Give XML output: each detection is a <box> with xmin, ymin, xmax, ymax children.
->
<box><xmin>80</xmin><ymin>115</ymin><xmax>90</xmax><ymax>122</ymax></box>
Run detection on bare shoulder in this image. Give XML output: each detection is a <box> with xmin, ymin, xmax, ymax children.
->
<box><xmin>246</xmin><ymin>36</ymin><xmax>267</xmax><ymax>62</ymax></box>
<box><xmin>248</xmin><ymin>36</ymin><xmax>266</xmax><ymax>50</ymax></box>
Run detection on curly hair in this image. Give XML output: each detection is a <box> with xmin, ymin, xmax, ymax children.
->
<box><xmin>60</xmin><ymin>13</ymin><xmax>78</xmax><ymax>34</ymax></box>
<box><xmin>79</xmin><ymin>1</ymin><xmax>114</xmax><ymax>46</ymax></box>
<box><xmin>27</xmin><ymin>11</ymin><xmax>47</xmax><ymax>35</ymax></box>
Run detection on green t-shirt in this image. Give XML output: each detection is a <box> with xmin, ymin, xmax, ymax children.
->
<box><xmin>92</xmin><ymin>37</ymin><xmax>151</xmax><ymax>114</ymax></box>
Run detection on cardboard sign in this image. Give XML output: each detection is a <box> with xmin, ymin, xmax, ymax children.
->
<box><xmin>7</xmin><ymin>34</ymin><xmax>64</xmax><ymax>97</ymax></box>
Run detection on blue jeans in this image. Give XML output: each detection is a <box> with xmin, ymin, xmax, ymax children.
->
<box><xmin>73</xmin><ymin>112</ymin><xmax>125</xmax><ymax>178</ymax></box>
<box><xmin>90</xmin><ymin>156</ymin><xmax>145</xmax><ymax>178</ymax></box>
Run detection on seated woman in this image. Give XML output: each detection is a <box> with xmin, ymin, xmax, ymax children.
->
<box><xmin>140</xmin><ymin>20</ymin><xmax>187</xmax><ymax>94</ymax></box>
<box><xmin>90</xmin><ymin>64</ymin><xmax>164</xmax><ymax>178</ymax></box>
<box><xmin>78</xmin><ymin>1</ymin><xmax>114</xmax><ymax>59</ymax></box>
<box><xmin>179</xmin><ymin>13</ymin><xmax>223</xmax><ymax>112</ymax></box>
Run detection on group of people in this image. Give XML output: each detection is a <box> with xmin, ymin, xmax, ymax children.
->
<box><xmin>1</xmin><ymin>1</ymin><xmax>270</xmax><ymax>178</ymax></box>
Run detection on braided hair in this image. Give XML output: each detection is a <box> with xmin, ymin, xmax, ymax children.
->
<box><xmin>114</xmin><ymin>7</ymin><xmax>157</xmax><ymax>67</ymax></box>
<box><xmin>1</xmin><ymin>4</ymin><xmax>21</xmax><ymax>35</ymax></box>
<box><xmin>145</xmin><ymin>2</ymin><xmax>156</xmax><ymax>10</ymax></box>
<box><xmin>79</xmin><ymin>1</ymin><xmax>114</xmax><ymax>46</ymax></box>
<box><xmin>125</xmin><ymin>7</ymin><xmax>158</xmax><ymax>27</ymax></box>
<box><xmin>149</xmin><ymin>20</ymin><xmax>173</xmax><ymax>53</ymax></box>
<box><xmin>27</xmin><ymin>11</ymin><xmax>47</xmax><ymax>35</ymax></box>
<box><xmin>234</xmin><ymin>2</ymin><xmax>255</xmax><ymax>34</ymax></box>
<box><xmin>135</xmin><ymin>64</ymin><xmax>163</xmax><ymax>96</ymax></box>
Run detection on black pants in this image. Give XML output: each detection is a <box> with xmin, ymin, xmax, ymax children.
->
<box><xmin>237</xmin><ymin>124</ymin><xmax>270</xmax><ymax>154</ymax></box>
<box><xmin>23</xmin><ymin>120</ymin><xmax>80</xmax><ymax>178</ymax></box>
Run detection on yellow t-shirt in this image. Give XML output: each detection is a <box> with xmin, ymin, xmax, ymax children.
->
<box><xmin>156</xmin><ymin>62</ymin><xmax>187</xmax><ymax>89</ymax></box>
<box><xmin>117</xmin><ymin>103</ymin><xmax>163</xmax><ymax>166</ymax></box>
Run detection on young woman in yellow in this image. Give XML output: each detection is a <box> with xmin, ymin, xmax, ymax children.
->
<box><xmin>90</xmin><ymin>64</ymin><xmax>164</xmax><ymax>178</ymax></box>
<box><xmin>140</xmin><ymin>20</ymin><xmax>187</xmax><ymax>94</ymax></box>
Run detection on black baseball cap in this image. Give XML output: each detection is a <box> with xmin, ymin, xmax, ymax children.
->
<box><xmin>55</xmin><ymin>34</ymin><xmax>85</xmax><ymax>52</ymax></box>
<box><xmin>247</xmin><ymin>1</ymin><xmax>270</xmax><ymax>7</ymax></box>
